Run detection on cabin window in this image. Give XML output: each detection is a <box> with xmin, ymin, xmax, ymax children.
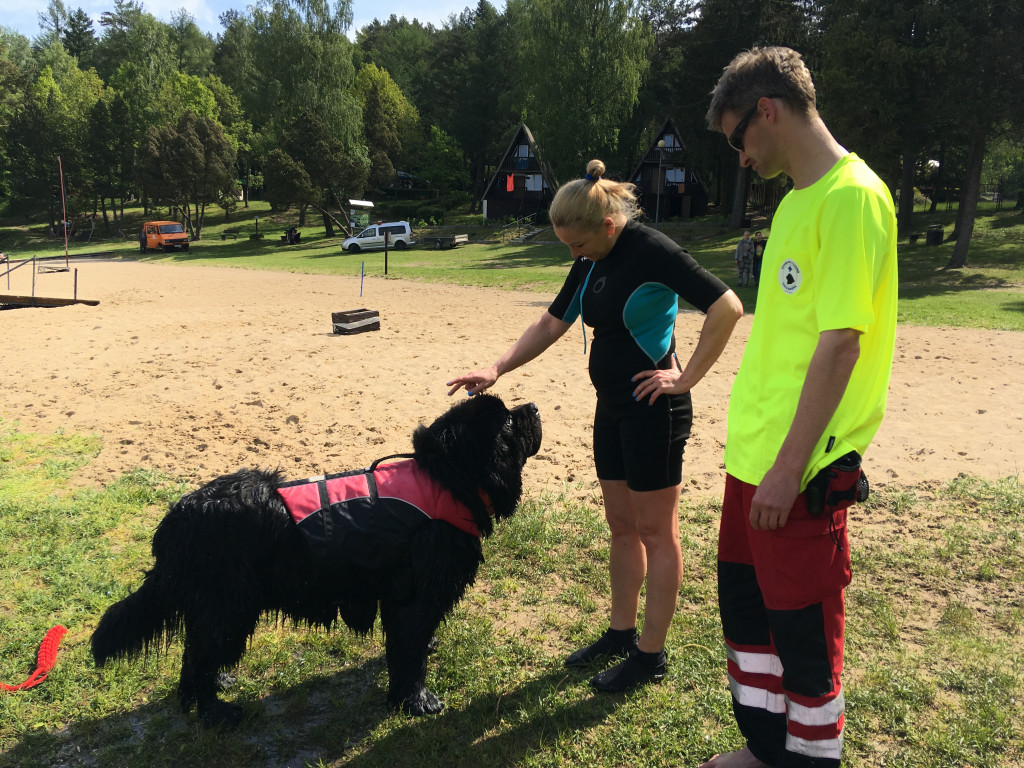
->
<box><xmin>514</xmin><ymin>144</ymin><xmax>533</xmax><ymax>170</ymax></box>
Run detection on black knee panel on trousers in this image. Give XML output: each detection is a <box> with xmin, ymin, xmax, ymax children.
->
<box><xmin>767</xmin><ymin>602</ymin><xmax>835</xmax><ymax>698</ymax></box>
<box><xmin>718</xmin><ymin>561</ymin><xmax>771</xmax><ymax>646</ymax></box>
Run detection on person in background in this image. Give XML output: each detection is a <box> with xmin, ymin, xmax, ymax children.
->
<box><xmin>701</xmin><ymin>46</ymin><xmax>898</xmax><ymax>768</ymax></box>
<box><xmin>448</xmin><ymin>158</ymin><xmax>743</xmax><ymax>693</ymax></box>
<box><xmin>751</xmin><ymin>231</ymin><xmax>765</xmax><ymax>285</ymax></box>
<box><xmin>735</xmin><ymin>230</ymin><xmax>753</xmax><ymax>287</ymax></box>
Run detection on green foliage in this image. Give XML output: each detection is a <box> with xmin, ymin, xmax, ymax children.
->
<box><xmin>61</xmin><ymin>8</ymin><xmax>97</xmax><ymax>63</ymax></box>
<box><xmin>136</xmin><ymin>111</ymin><xmax>236</xmax><ymax>238</ymax></box>
<box><xmin>167</xmin><ymin>9</ymin><xmax>214</xmax><ymax>77</ymax></box>
<box><xmin>153</xmin><ymin>72</ymin><xmax>218</xmax><ymax>125</ymax></box>
<box><xmin>521</xmin><ymin>0</ymin><xmax>652</xmax><ymax>181</ymax></box>
<box><xmin>262</xmin><ymin>148</ymin><xmax>315</xmax><ymax>212</ymax></box>
<box><xmin>419</xmin><ymin>125</ymin><xmax>469</xmax><ymax>194</ymax></box>
<box><xmin>355</xmin><ymin>63</ymin><xmax>419</xmax><ymax>190</ymax></box>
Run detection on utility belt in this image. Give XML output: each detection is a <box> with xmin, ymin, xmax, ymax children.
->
<box><xmin>805</xmin><ymin>450</ymin><xmax>870</xmax><ymax>517</ymax></box>
<box><xmin>804</xmin><ymin>451</ymin><xmax>869</xmax><ymax>552</ymax></box>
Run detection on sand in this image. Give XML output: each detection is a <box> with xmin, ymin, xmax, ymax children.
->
<box><xmin>1</xmin><ymin>258</ymin><xmax>1022</xmax><ymax>499</ymax></box>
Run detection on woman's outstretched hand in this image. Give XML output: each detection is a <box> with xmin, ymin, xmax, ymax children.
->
<box><xmin>447</xmin><ymin>367</ymin><xmax>499</xmax><ymax>396</ymax></box>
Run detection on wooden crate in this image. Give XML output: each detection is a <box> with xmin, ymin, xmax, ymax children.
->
<box><xmin>332</xmin><ymin>308</ymin><xmax>380</xmax><ymax>335</ymax></box>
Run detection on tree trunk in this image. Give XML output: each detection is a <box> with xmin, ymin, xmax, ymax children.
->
<box><xmin>322</xmin><ymin>210</ymin><xmax>334</xmax><ymax>238</ymax></box>
<box><xmin>729</xmin><ymin>164</ymin><xmax>751</xmax><ymax>228</ymax></box>
<box><xmin>945</xmin><ymin>130</ymin><xmax>986</xmax><ymax>270</ymax></box>
<box><xmin>196</xmin><ymin>202</ymin><xmax>205</xmax><ymax>240</ymax></box>
<box><xmin>897</xmin><ymin>142</ymin><xmax>916</xmax><ymax>235</ymax></box>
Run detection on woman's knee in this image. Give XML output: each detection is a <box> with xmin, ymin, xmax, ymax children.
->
<box><xmin>605</xmin><ymin>507</ymin><xmax>639</xmax><ymax>537</ymax></box>
<box><xmin>636</xmin><ymin>524</ymin><xmax>680</xmax><ymax>555</ymax></box>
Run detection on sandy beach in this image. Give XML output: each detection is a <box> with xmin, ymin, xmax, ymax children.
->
<box><xmin>2</xmin><ymin>258</ymin><xmax>1022</xmax><ymax>499</ymax></box>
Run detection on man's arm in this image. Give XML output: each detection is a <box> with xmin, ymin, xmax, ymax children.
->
<box><xmin>749</xmin><ymin>328</ymin><xmax>861</xmax><ymax>530</ymax></box>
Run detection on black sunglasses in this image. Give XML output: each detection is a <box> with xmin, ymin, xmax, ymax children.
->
<box><xmin>727</xmin><ymin>95</ymin><xmax>785</xmax><ymax>153</ymax></box>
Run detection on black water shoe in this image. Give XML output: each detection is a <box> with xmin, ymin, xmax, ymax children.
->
<box><xmin>589</xmin><ymin>648</ymin><xmax>667</xmax><ymax>692</ymax></box>
<box><xmin>564</xmin><ymin>627</ymin><xmax>638</xmax><ymax>668</ymax></box>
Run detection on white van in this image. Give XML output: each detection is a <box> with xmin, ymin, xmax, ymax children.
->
<box><xmin>342</xmin><ymin>221</ymin><xmax>414</xmax><ymax>253</ymax></box>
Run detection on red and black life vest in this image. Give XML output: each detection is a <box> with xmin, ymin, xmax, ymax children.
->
<box><xmin>276</xmin><ymin>456</ymin><xmax>479</xmax><ymax>568</ymax></box>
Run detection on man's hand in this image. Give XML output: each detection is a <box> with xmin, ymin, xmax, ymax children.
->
<box><xmin>749</xmin><ymin>463</ymin><xmax>802</xmax><ymax>530</ymax></box>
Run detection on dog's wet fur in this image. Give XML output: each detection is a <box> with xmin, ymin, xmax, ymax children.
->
<box><xmin>91</xmin><ymin>395</ymin><xmax>541</xmax><ymax>728</ymax></box>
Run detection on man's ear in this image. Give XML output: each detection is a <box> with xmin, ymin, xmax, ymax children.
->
<box><xmin>760</xmin><ymin>95</ymin><xmax>780</xmax><ymax>125</ymax></box>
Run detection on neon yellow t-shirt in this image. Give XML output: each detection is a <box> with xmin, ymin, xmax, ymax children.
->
<box><xmin>724</xmin><ymin>153</ymin><xmax>898</xmax><ymax>488</ymax></box>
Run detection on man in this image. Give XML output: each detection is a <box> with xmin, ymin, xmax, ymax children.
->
<box><xmin>735</xmin><ymin>230</ymin><xmax>753</xmax><ymax>287</ymax></box>
<box><xmin>701</xmin><ymin>47</ymin><xmax>898</xmax><ymax>768</ymax></box>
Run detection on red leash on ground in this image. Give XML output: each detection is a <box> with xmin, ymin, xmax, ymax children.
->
<box><xmin>1</xmin><ymin>625</ymin><xmax>68</xmax><ymax>691</ymax></box>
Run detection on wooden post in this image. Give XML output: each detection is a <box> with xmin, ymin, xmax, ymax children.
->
<box><xmin>32</xmin><ymin>257</ymin><xmax>36</xmax><ymax>296</ymax></box>
<box><xmin>74</xmin><ymin>268</ymin><xmax>78</xmax><ymax>300</ymax></box>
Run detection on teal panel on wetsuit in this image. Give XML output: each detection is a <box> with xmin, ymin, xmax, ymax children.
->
<box><xmin>556</xmin><ymin>284</ymin><xmax>583</xmax><ymax>324</ymax></box>
<box><xmin>623</xmin><ymin>282</ymin><xmax>678</xmax><ymax>364</ymax></box>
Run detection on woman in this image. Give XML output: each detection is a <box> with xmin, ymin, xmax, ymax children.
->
<box><xmin>447</xmin><ymin>159</ymin><xmax>743</xmax><ymax>691</ymax></box>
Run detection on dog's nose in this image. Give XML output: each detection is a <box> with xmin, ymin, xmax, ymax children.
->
<box><xmin>526</xmin><ymin>402</ymin><xmax>539</xmax><ymax>413</ymax></box>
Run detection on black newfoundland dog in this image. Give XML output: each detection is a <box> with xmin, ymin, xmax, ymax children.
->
<box><xmin>91</xmin><ymin>395</ymin><xmax>541</xmax><ymax>728</ymax></box>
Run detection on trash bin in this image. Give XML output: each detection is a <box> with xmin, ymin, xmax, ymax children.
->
<box><xmin>926</xmin><ymin>225</ymin><xmax>943</xmax><ymax>246</ymax></box>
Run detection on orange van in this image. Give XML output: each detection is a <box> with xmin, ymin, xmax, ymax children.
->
<box><xmin>139</xmin><ymin>221</ymin><xmax>190</xmax><ymax>252</ymax></box>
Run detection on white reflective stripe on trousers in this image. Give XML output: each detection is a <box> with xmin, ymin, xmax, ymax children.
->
<box><xmin>726</xmin><ymin>645</ymin><xmax>784</xmax><ymax>677</ymax></box>
<box><xmin>785</xmin><ymin>734</ymin><xmax>843</xmax><ymax>760</ymax></box>
<box><xmin>788</xmin><ymin>691</ymin><xmax>845</xmax><ymax>727</ymax></box>
<box><xmin>728</xmin><ymin>674</ymin><xmax>786</xmax><ymax>714</ymax></box>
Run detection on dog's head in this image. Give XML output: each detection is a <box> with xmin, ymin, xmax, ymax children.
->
<box><xmin>412</xmin><ymin>394</ymin><xmax>542</xmax><ymax>536</ymax></box>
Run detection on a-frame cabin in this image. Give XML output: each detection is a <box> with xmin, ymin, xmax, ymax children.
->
<box><xmin>631</xmin><ymin>118</ymin><xmax>709</xmax><ymax>223</ymax></box>
<box><xmin>481</xmin><ymin>122</ymin><xmax>557</xmax><ymax>222</ymax></box>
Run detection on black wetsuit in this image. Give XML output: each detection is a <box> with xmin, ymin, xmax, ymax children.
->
<box><xmin>548</xmin><ymin>220</ymin><xmax>728</xmax><ymax>491</ymax></box>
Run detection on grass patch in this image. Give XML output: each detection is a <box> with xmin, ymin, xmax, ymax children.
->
<box><xmin>0</xmin><ymin>424</ymin><xmax>1021</xmax><ymax>766</ymax></box>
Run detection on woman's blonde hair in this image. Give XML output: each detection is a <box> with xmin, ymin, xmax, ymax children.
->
<box><xmin>549</xmin><ymin>159</ymin><xmax>641</xmax><ymax>231</ymax></box>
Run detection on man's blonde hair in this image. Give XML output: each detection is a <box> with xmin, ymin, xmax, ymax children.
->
<box><xmin>706</xmin><ymin>46</ymin><xmax>817</xmax><ymax>131</ymax></box>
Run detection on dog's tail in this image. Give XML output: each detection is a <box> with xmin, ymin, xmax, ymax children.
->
<box><xmin>91</xmin><ymin>571</ymin><xmax>176</xmax><ymax>667</ymax></box>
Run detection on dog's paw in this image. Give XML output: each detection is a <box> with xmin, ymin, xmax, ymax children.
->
<box><xmin>402</xmin><ymin>687</ymin><xmax>445</xmax><ymax>716</ymax></box>
<box><xmin>198</xmin><ymin>700</ymin><xmax>244</xmax><ymax>729</ymax></box>
<box><xmin>215</xmin><ymin>672</ymin><xmax>237</xmax><ymax>691</ymax></box>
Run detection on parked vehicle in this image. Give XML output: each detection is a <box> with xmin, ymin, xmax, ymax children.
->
<box><xmin>342</xmin><ymin>221</ymin><xmax>414</xmax><ymax>253</ymax></box>
<box><xmin>140</xmin><ymin>221</ymin><xmax>190</xmax><ymax>252</ymax></box>
<box><xmin>432</xmin><ymin>234</ymin><xmax>469</xmax><ymax>250</ymax></box>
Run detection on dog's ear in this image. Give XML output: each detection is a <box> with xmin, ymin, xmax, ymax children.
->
<box><xmin>411</xmin><ymin>423</ymin><xmax>440</xmax><ymax>458</ymax></box>
<box><xmin>416</xmin><ymin>395</ymin><xmax>508</xmax><ymax>460</ymax></box>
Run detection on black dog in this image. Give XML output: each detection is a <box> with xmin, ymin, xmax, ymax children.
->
<box><xmin>91</xmin><ymin>395</ymin><xmax>541</xmax><ymax>728</ymax></box>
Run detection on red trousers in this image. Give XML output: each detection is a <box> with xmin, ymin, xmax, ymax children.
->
<box><xmin>717</xmin><ymin>474</ymin><xmax>853</xmax><ymax>767</ymax></box>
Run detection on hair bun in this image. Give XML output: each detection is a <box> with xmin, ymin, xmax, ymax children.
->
<box><xmin>586</xmin><ymin>159</ymin><xmax>606</xmax><ymax>180</ymax></box>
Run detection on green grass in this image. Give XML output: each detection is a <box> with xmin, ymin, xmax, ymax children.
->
<box><xmin>0</xmin><ymin>423</ymin><xmax>1021</xmax><ymax>767</ymax></box>
<box><xmin>3</xmin><ymin>200</ymin><xmax>1022</xmax><ymax>330</ymax></box>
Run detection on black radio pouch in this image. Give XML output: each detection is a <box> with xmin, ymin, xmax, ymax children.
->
<box><xmin>805</xmin><ymin>450</ymin><xmax>869</xmax><ymax>517</ymax></box>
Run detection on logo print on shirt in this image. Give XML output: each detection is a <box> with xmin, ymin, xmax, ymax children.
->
<box><xmin>778</xmin><ymin>259</ymin><xmax>802</xmax><ymax>294</ymax></box>
<box><xmin>592</xmin><ymin>276</ymin><xmax>607</xmax><ymax>294</ymax></box>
